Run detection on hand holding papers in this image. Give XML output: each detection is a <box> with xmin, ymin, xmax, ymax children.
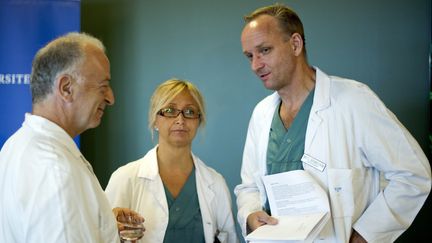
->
<box><xmin>246</xmin><ymin>170</ymin><xmax>330</xmax><ymax>243</ymax></box>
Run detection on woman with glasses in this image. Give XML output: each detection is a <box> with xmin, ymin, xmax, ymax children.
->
<box><xmin>105</xmin><ymin>79</ymin><xmax>238</xmax><ymax>243</ymax></box>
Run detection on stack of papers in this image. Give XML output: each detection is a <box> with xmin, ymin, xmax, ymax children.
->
<box><xmin>246</xmin><ymin>170</ymin><xmax>330</xmax><ymax>243</ymax></box>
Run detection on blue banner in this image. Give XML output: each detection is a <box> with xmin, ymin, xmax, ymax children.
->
<box><xmin>0</xmin><ymin>0</ymin><xmax>80</xmax><ymax>147</ymax></box>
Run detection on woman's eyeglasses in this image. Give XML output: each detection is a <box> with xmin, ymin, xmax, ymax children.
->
<box><xmin>157</xmin><ymin>107</ymin><xmax>201</xmax><ymax>119</ymax></box>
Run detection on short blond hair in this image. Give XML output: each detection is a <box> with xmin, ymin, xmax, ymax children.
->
<box><xmin>244</xmin><ymin>4</ymin><xmax>306</xmax><ymax>55</ymax></box>
<box><xmin>148</xmin><ymin>79</ymin><xmax>206</xmax><ymax>138</ymax></box>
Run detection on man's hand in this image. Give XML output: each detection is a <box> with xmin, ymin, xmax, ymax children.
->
<box><xmin>247</xmin><ymin>210</ymin><xmax>278</xmax><ymax>233</ymax></box>
<box><xmin>112</xmin><ymin>207</ymin><xmax>145</xmax><ymax>231</ymax></box>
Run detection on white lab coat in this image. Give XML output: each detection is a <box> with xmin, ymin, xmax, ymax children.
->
<box><xmin>234</xmin><ymin>68</ymin><xmax>431</xmax><ymax>243</ymax></box>
<box><xmin>0</xmin><ymin>114</ymin><xmax>119</xmax><ymax>243</ymax></box>
<box><xmin>105</xmin><ymin>146</ymin><xmax>238</xmax><ymax>243</ymax></box>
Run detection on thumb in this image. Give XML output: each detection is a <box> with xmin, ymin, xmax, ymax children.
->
<box><xmin>260</xmin><ymin>214</ymin><xmax>278</xmax><ymax>225</ymax></box>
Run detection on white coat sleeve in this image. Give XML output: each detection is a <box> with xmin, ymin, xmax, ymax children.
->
<box><xmin>352</xmin><ymin>88</ymin><xmax>431</xmax><ymax>242</ymax></box>
<box><xmin>214</xmin><ymin>174</ymin><xmax>239</xmax><ymax>243</ymax></box>
<box><xmin>234</xmin><ymin>109</ymin><xmax>265</xmax><ymax>237</ymax></box>
<box><xmin>105</xmin><ymin>166</ymin><xmax>133</xmax><ymax>208</ymax></box>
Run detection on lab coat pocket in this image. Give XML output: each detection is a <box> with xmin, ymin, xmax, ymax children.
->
<box><xmin>327</xmin><ymin>168</ymin><xmax>355</xmax><ymax>218</ymax></box>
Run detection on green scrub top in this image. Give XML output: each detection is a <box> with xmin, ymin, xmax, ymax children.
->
<box><xmin>264</xmin><ymin>90</ymin><xmax>314</xmax><ymax>214</ymax></box>
<box><xmin>163</xmin><ymin>167</ymin><xmax>205</xmax><ymax>243</ymax></box>
<box><xmin>266</xmin><ymin>89</ymin><xmax>315</xmax><ymax>174</ymax></box>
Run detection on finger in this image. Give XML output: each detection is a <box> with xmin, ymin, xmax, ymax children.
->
<box><xmin>117</xmin><ymin>221</ymin><xmax>125</xmax><ymax>231</ymax></box>
<box><xmin>117</xmin><ymin>210</ymin><xmax>127</xmax><ymax>222</ymax></box>
<box><xmin>258</xmin><ymin>215</ymin><xmax>278</xmax><ymax>225</ymax></box>
<box><xmin>127</xmin><ymin>209</ymin><xmax>144</xmax><ymax>223</ymax></box>
<box><xmin>267</xmin><ymin>216</ymin><xmax>278</xmax><ymax>225</ymax></box>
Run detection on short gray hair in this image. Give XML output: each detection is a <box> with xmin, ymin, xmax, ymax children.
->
<box><xmin>30</xmin><ymin>32</ymin><xmax>105</xmax><ymax>104</ymax></box>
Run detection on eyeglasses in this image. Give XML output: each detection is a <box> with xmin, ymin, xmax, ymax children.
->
<box><xmin>157</xmin><ymin>107</ymin><xmax>201</xmax><ymax>119</ymax></box>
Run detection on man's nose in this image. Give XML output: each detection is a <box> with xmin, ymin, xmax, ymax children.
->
<box><xmin>251</xmin><ymin>55</ymin><xmax>264</xmax><ymax>72</ymax></box>
<box><xmin>105</xmin><ymin>87</ymin><xmax>115</xmax><ymax>105</ymax></box>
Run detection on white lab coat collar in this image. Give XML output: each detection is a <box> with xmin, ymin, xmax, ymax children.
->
<box><xmin>136</xmin><ymin>145</ymin><xmax>216</xmax><ymax>187</ymax></box>
<box><xmin>23</xmin><ymin>113</ymin><xmax>94</xmax><ymax>171</ymax></box>
<box><xmin>253</xmin><ymin>67</ymin><xmax>332</xmax><ymax>174</ymax></box>
<box><xmin>134</xmin><ymin>145</ymin><xmax>219</xmax><ymax>242</ymax></box>
<box><xmin>312</xmin><ymin>67</ymin><xmax>331</xmax><ymax>112</ymax></box>
<box><xmin>24</xmin><ymin>113</ymin><xmax>81</xmax><ymax>157</ymax></box>
<box><xmin>305</xmin><ymin>68</ymin><xmax>331</xmax><ymax>151</ymax></box>
<box><xmin>137</xmin><ymin>146</ymin><xmax>160</xmax><ymax>180</ymax></box>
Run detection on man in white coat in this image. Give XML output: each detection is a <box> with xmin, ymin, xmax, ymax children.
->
<box><xmin>0</xmin><ymin>32</ymin><xmax>143</xmax><ymax>242</ymax></box>
<box><xmin>234</xmin><ymin>4</ymin><xmax>431</xmax><ymax>243</ymax></box>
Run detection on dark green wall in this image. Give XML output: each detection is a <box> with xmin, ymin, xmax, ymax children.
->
<box><xmin>81</xmin><ymin>0</ymin><xmax>431</xmax><ymax>241</ymax></box>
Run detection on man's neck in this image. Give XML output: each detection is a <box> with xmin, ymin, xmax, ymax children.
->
<box><xmin>278</xmin><ymin>65</ymin><xmax>315</xmax><ymax>106</ymax></box>
<box><xmin>277</xmin><ymin>65</ymin><xmax>315</xmax><ymax>128</ymax></box>
<box><xmin>32</xmin><ymin>99</ymin><xmax>76</xmax><ymax>138</ymax></box>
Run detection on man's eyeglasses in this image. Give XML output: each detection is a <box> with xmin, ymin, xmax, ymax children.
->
<box><xmin>157</xmin><ymin>107</ymin><xmax>201</xmax><ymax>119</ymax></box>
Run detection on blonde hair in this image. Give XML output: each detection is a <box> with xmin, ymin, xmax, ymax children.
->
<box><xmin>148</xmin><ymin>79</ymin><xmax>206</xmax><ymax>138</ymax></box>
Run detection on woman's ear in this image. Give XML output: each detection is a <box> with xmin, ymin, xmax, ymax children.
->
<box><xmin>154</xmin><ymin>119</ymin><xmax>160</xmax><ymax>130</ymax></box>
<box><xmin>57</xmin><ymin>74</ymin><xmax>74</xmax><ymax>102</ymax></box>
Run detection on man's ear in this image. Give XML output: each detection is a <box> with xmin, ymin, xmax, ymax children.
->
<box><xmin>56</xmin><ymin>74</ymin><xmax>74</xmax><ymax>102</ymax></box>
<box><xmin>290</xmin><ymin>33</ymin><xmax>304</xmax><ymax>56</ymax></box>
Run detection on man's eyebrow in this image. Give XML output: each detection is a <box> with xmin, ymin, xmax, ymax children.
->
<box><xmin>256</xmin><ymin>43</ymin><xmax>269</xmax><ymax>49</ymax></box>
<box><xmin>252</xmin><ymin>42</ymin><xmax>268</xmax><ymax>51</ymax></box>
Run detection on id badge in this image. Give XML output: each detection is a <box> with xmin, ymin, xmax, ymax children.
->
<box><xmin>301</xmin><ymin>153</ymin><xmax>326</xmax><ymax>172</ymax></box>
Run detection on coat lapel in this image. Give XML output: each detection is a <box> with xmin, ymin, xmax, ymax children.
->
<box><xmin>305</xmin><ymin>68</ymin><xmax>331</xmax><ymax>152</ymax></box>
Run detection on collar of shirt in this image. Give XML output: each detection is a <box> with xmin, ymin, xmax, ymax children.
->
<box><xmin>23</xmin><ymin>113</ymin><xmax>94</xmax><ymax>173</ymax></box>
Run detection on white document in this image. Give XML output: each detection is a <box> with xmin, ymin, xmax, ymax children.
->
<box><xmin>246</xmin><ymin>170</ymin><xmax>330</xmax><ymax>243</ymax></box>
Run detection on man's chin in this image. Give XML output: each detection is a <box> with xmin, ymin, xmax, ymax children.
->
<box><xmin>262</xmin><ymin>82</ymin><xmax>276</xmax><ymax>91</ymax></box>
<box><xmin>88</xmin><ymin>119</ymin><xmax>102</xmax><ymax>130</ymax></box>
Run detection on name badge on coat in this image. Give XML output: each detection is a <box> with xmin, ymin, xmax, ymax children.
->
<box><xmin>301</xmin><ymin>153</ymin><xmax>326</xmax><ymax>172</ymax></box>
